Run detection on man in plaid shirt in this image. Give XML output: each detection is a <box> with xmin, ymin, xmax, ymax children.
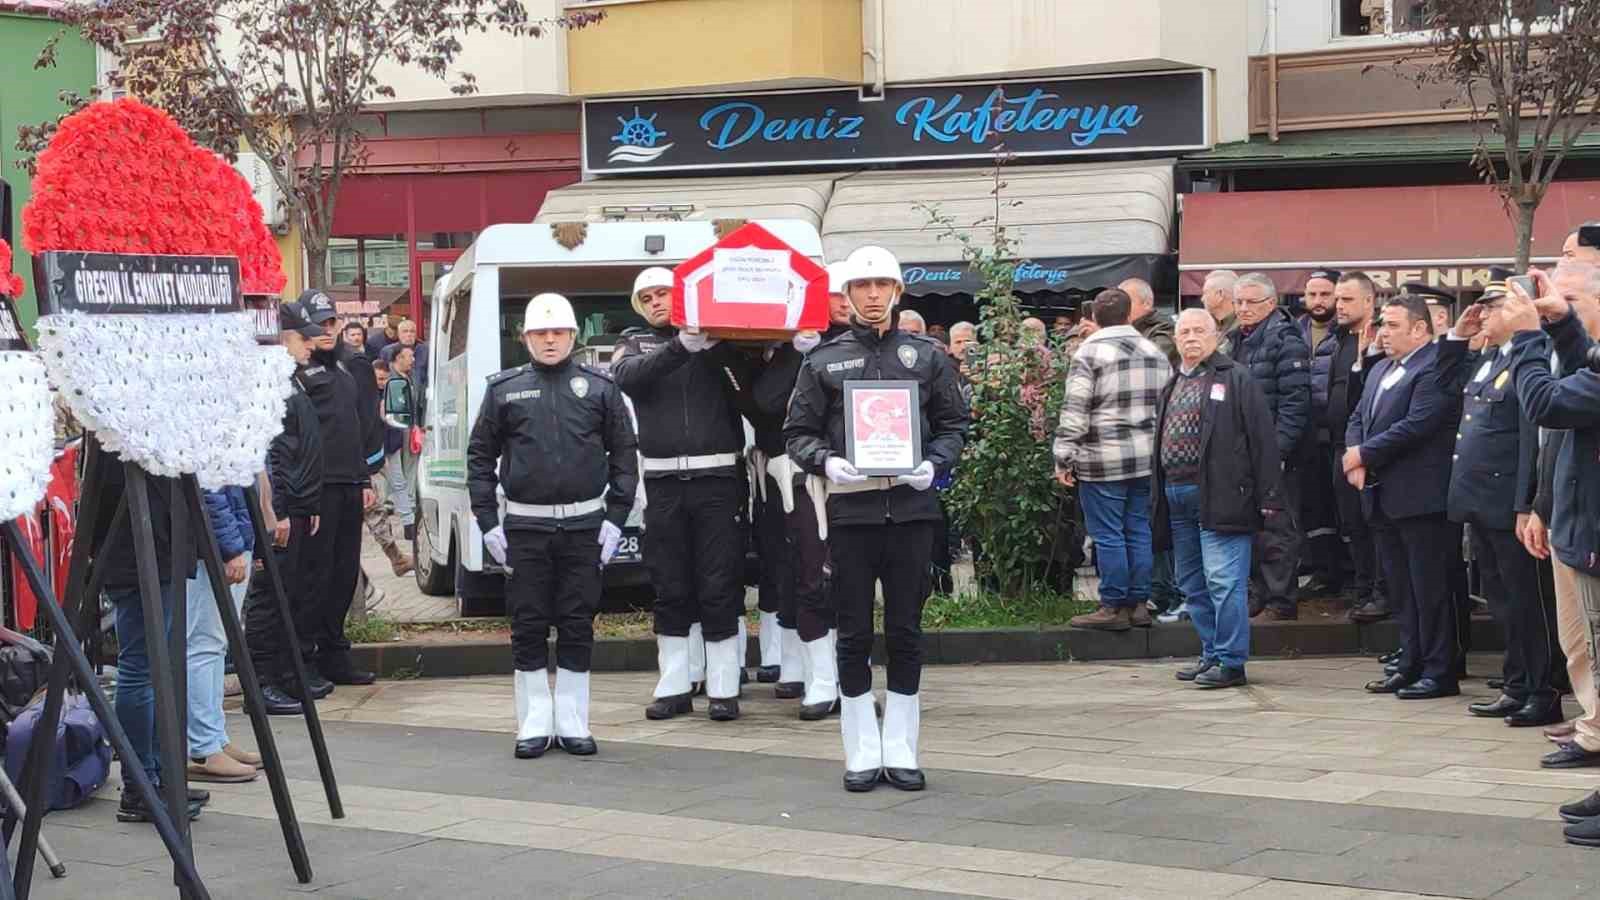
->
<box><xmin>1053</xmin><ymin>288</ymin><xmax>1173</xmax><ymax>630</ymax></box>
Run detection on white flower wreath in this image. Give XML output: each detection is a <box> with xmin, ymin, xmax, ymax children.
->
<box><xmin>36</xmin><ymin>313</ymin><xmax>294</xmax><ymax>489</ymax></box>
<box><xmin>0</xmin><ymin>351</ymin><xmax>56</xmax><ymax>522</ymax></box>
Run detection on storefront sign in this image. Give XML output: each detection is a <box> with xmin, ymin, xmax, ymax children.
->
<box><xmin>1177</xmin><ymin>262</ymin><xmax>1559</xmax><ymax>297</ymax></box>
<box><xmin>37</xmin><ymin>252</ymin><xmax>241</xmax><ymax>316</ymax></box>
<box><xmin>584</xmin><ymin>71</ymin><xmax>1208</xmax><ymax>174</ymax></box>
<box><xmin>901</xmin><ymin>254</ymin><xmax>1173</xmax><ymax>297</ymax></box>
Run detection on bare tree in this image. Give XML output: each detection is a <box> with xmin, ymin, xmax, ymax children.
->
<box><xmin>1415</xmin><ymin>1</ymin><xmax>1600</xmax><ymax>268</ymax></box>
<box><xmin>21</xmin><ymin>2</ymin><xmax>604</xmax><ymax>287</ymax></box>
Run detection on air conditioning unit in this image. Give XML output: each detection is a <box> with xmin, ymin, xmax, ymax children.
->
<box><xmin>233</xmin><ymin>152</ymin><xmax>286</xmax><ymax>231</ymax></box>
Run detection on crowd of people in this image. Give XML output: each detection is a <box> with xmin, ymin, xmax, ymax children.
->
<box><xmin>1050</xmin><ymin>224</ymin><xmax>1600</xmax><ymax>847</ymax></box>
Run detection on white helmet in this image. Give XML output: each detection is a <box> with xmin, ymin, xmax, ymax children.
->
<box><xmin>523</xmin><ymin>292</ymin><xmax>578</xmax><ymax>333</ymax></box>
<box><xmin>842</xmin><ymin>245</ymin><xmax>903</xmax><ymax>290</ymax></box>
<box><xmin>631</xmin><ymin>266</ymin><xmax>674</xmax><ymax>318</ymax></box>
<box><xmin>825</xmin><ymin>261</ymin><xmax>850</xmax><ymax>296</ymax></box>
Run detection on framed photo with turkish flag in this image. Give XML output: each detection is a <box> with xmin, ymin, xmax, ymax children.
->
<box><xmin>843</xmin><ymin>380</ymin><xmax>922</xmax><ymax>477</ymax></box>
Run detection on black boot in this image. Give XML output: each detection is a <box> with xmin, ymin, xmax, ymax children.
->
<box><xmin>645</xmin><ymin>693</ymin><xmax>693</xmax><ymax>720</ymax></box>
<box><xmin>843</xmin><ymin>769</ymin><xmax>881</xmax><ymax>792</ymax></box>
<box><xmin>883</xmin><ymin>767</ymin><xmax>926</xmax><ymax>791</ymax></box>
<box><xmin>756</xmin><ymin>666</ymin><xmax>781</xmax><ymax>683</ymax></box>
<box><xmin>515</xmin><ymin>736</ymin><xmax>553</xmax><ymax>759</ymax></box>
<box><xmin>799</xmin><ymin>699</ymin><xmax>840</xmax><ymax>721</ymax></box>
<box><xmin>558</xmin><ymin>735</ymin><xmax>598</xmax><ymax>756</ymax></box>
<box><xmin>708</xmin><ymin>698</ymin><xmax>740</xmax><ymax>721</ymax></box>
<box><xmin>774</xmin><ymin>681</ymin><xmax>805</xmax><ymax>700</ymax></box>
<box><xmin>261</xmin><ymin>684</ymin><xmax>304</xmax><ymax>716</ymax></box>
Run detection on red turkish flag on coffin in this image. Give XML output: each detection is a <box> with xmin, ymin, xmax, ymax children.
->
<box><xmin>672</xmin><ymin>222</ymin><xmax>828</xmax><ymax>341</ymax></box>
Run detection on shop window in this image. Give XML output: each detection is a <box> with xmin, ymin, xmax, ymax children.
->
<box><xmin>328</xmin><ymin>235</ymin><xmax>409</xmax><ymax>288</ymax></box>
<box><xmin>418</xmin><ymin>232</ymin><xmax>477</xmax><ymax>251</ymax></box>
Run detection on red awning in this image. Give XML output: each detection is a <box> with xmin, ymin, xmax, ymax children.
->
<box><xmin>1179</xmin><ymin>181</ymin><xmax>1600</xmax><ymax>294</ymax></box>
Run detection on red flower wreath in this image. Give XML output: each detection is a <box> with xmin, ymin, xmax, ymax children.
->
<box><xmin>22</xmin><ymin>98</ymin><xmax>286</xmax><ymax>295</ymax></box>
<box><xmin>0</xmin><ymin>239</ymin><xmax>23</xmax><ymax>299</ymax></box>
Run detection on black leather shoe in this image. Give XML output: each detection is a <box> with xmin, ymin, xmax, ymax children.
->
<box><xmin>319</xmin><ymin>658</ymin><xmax>376</xmax><ymax>686</ymax></box>
<box><xmin>189</xmin><ymin>787</ymin><xmax>210</xmax><ymax>807</ymax></box>
<box><xmin>1350</xmin><ymin>601</ymin><xmax>1391</xmax><ymax>623</ymax></box>
<box><xmin>708</xmin><ymin>698</ymin><xmax>740</xmax><ymax>721</ymax></box>
<box><xmin>1486</xmin><ymin>678</ymin><xmax>1505</xmax><ymax>690</ymax></box>
<box><xmin>756</xmin><ymin>666</ymin><xmax>781</xmax><ymax>683</ymax></box>
<box><xmin>557</xmin><ymin>736</ymin><xmax>598</xmax><ymax>756</ymax></box>
<box><xmin>1194</xmin><ymin>665</ymin><xmax>1247</xmax><ymax>689</ymax></box>
<box><xmin>1366</xmin><ymin>673</ymin><xmax>1414</xmax><ymax>694</ymax></box>
<box><xmin>281</xmin><ymin>674</ymin><xmax>333</xmax><ymax>702</ymax></box>
<box><xmin>799</xmin><ymin>699</ymin><xmax>839</xmax><ymax>721</ymax></box>
<box><xmin>1396</xmin><ymin>678</ymin><xmax>1459</xmax><ymax>700</ymax></box>
<box><xmin>1564</xmin><ymin>815</ymin><xmax>1600</xmax><ymax>847</ymax></box>
<box><xmin>117</xmin><ymin>789</ymin><xmax>202</xmax><ymax>823</ymax></box>
<box><xmin>1468</xmin><ymin>694</ymin><xmax>1524</xmax><ymax>718</ymax></box>
<box><xmin>1505</xmin><ymin>697</ymin><xmax>1564</xmax><ymax>728</ymax></box>
<box><xmin>261</xmin><ymin>684</ymin><xmax>303</xmax><ymax>716</ymax></box>
<box><xmin>1542</xmin><ymin>742</ymin><xmax>1600</xmax><ymax>769</ymax></box>
<box><xmin>843</xmin><ymin>768</ymin><xmax>881</xmax><ymax>792</ymax></box>
<box><xmin>774</xmin><ymin>681</ymin><xmax>805</xmax><ymax>700</ymax></box>
<box><xmin>883</xmin><ymin>768</ymin><xmax>926</xmax><ymax>791</ymax></box>
<box><xmin>1383</xmin><ymin>663</ymin><xmax>1402</xmax><ymax>677</ymax></box>
<box><xmin>645</xmin><ymin>693</ymin><xmax>693</xmax><ymax>720</ymax></box>
<box><xmin>1176</xmin><ymin>657</ymin><xmax>1216</xmax><ymax>682</ymax></box>
<box><xmin>514</xmin><ymin>736</ymin><xmax>553</xmax><ymax>759</ymax></box>
<box><xmin>1377</xmin><ymin>650</ymin><xmax>1402</xmax><ymax>665</ymax></box>
<box><xmin>1559</xmin><ymin>791</ymin><xmax>1600</xmax><ymax>823</ymax></box>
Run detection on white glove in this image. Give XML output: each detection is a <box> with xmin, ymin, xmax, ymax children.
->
<box><xmin>599</xmin><ymin>521</ymin><xmax>623</xmax><ymax>566</ymax></box>
<box><xmin>792</xmin><ymin>331</ymin><xmax>821</xmax><ymax>354</ymax></box>
<box><xmin>894</xmin><ymin>461</ymin><xmax>936</xmax><ymax>492</ymax></box>
<box><xmin>484</xmin><ymin>525</ymin><xmax>508</xmax><ymax>566</ymax></box>
<box><xmin>679</xmin><ymin>330</ymin><xmax>720</xmax><ymax>353</ymax></box>
<box><xmin>824</xmin><ymin>456</ymin><xmax>868</xmax><ymax>486</ymax></box>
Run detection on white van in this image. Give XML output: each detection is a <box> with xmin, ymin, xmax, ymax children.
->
<box><xmin>413</xmin><ymin>219</ymin><xmax>825</xmax><ymax>615</ymax></box>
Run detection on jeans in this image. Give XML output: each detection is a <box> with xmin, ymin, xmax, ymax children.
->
<box><xmin>112</xmin><ymin>581</ymin><xmax>179</xmax><ymax>785</ymax></box>
<box><xmin>1079</xmin><ymin>477</ymin><xmax>1153</xmax><ymax>609</ymax></box>
<box><xmin>186</xmin><ymin>551</ymin><xmax>249</xmax><ymax>759</ymax></box>
<box><xmin>385</xmin><ymin>451</ymin><xmax>414</xmax><ymax>528</ymax></box>
<box><xmin>1165</xmin><ymin>483</ymin><xmax>1252</xmax><ymax>669</ymax></box>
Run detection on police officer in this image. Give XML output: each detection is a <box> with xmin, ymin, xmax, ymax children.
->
<box><xmin>785</xmin><ymin>246</ymin><xmax>970</xmax><ymax>792</ymax></box>
<box><xmin>296</xmin><ymin>289</ymin><xmax>376</xmax><ymax>693</ymax></box>
<box><xmin>1445</xmin><ymin>280</ymin><xmax>1563</xmax><ymax>727</ymax></box>
<box><xmin>467</xmin><ymin>294</ymin><xmax>638</xmax><ymax>758</ymax></box>
<box><xmin>749</xmin><ymin>263</ymin><xmax>853</xmax><ymax>718</ymax></box>
<box><xmin>613</xmin><ymin>267</ymin><xmax>752</xmax><ymax>722</ymax></box>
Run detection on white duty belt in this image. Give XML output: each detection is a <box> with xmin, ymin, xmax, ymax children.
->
<box><xmin>505</xmin><ymin>493</ymin><xmax>606</xmax><ymax>519</ymax></box>
<box><xmin>641</xmin><ymin>453</ymin><xmax>740</xmax><ymax>473</ymax></box>
<box><xmin>802</xmin><ymin>473</ymin><xmax>896</xmax><ymax>542</ymax></box>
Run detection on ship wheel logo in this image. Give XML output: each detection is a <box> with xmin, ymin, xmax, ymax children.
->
<box><xmin>607</xmin><ymin>107</ymin><xmax>675</xmax><ymax>165</ymax></box>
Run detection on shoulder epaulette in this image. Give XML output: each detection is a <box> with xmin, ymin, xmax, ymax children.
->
<box><xmin>579</xmin><ymin>364</ymin><xmax>615</xmax><ymax>383</ymax></box>
<box><xmin>486</xmin><ymin>365</ymin><xmax>527</xmax><ymax>386</ymax></box>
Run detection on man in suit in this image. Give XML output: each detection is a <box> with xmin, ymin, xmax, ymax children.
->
<box><xmin>1446</xmin><ymin>281</ymin><xmax>1563</xmax><ymax>727</ymax></box>
<box><xmin>1346</xmin><ymin>295</ymin><xmax>1464</xmax><ymax>700</ymax></box>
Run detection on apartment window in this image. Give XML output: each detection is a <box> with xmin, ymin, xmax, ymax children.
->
<box><xmin>1342</xmin><ymin>0</ymin><xmax>1560</xmax><ymax>36</ymax></box>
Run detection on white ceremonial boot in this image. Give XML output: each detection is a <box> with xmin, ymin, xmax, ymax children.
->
<box><xmin>775</xmin><ymin>627</ymin><xmax>806</xmax><ymax>699</ymax></box>
<box><xmin>704</xmin><ymin>635</ymin><xmax>742</xmax><ymax>721</ymax></box>
<box><xmin>512</xmin><ymin>670</ymin><xmax>553</xmax><ymax>759</ymax></box>
<box><xmin>688</xmin><ymin>622</ymin><xmax>707</xmax><ymax>695</ymax></box>
<box><xmin>757</xmin><ymin>610</ymin><xmax>783</xmax><ymax>682</ymax></box>
<box><xmin>880</xmin><ymin>691</ymin><xmax>925</xmax><ymax>791</ymax></box>
<box><xmin>799</xmin><ymin>631</ymin><xmax>840</xmax><ymax>721</ymax></box>
<box><xmin>646</xmin><ymin>635</ymin><xmax>693</xmax><ymax>720</ymax></box>
<box><xmin>840</xmin><ymin>692</ymin><xmax>883</xmax><ymax>792</ymax></box>
<box><xmin>554</xmin><ymin>668</ymin><xmax>597</xmax><ymax>756</ymax></box>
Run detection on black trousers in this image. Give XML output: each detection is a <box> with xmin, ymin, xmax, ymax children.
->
<box><xmin>785</xmin><ymin>482</ymin><xmax>834</xmax><ymax>642</ymax></box>
<box><xmin>1299</xmin><ymin>446</ymin><xmax>1344</xmax><ymax>582</ymax></box>
<box><xmin>1253</xmin><ymin>464</ymin><xmax>1303</xmax><ymax>611</ymax></box>
<box><xmin>756</xmin><ymin>478</ymin><xmax>790</xmax><ymax>624</ymax></box>
<box><xmin>300</xmin><ymin>483</ymin><xmax>365</xmax><ymax>659</ymax></box>
<box><xmin>1332</xmin><ymin>446</ymin><xmax>1382</xmax><ymax>603</ymax></box>
<box><xmin>831</xmin><ymin>521</ymin><xmax>933</xmax><ymax>698</ymax></box>
<box><xmin>244</xmin><ymin>517</ymin><xmax>311</xmax><ymax>684</ymax></box>
<box><xmin>506</xmin><ymin>527</ymin><xmax>601</xmax><ymax>672</ymax></box>
<box><xmin>1374</xmin><ymin>511</ymin><xmax>1459</xmax><ymax>683</ymax></box>
<box><xmin>643</xmin><ymin>475</ymin><xmax>745</xmax><ymax>642</ymax></box>
<box><xmin>1470</xmin><ymin>524</ymin><xmax>1558</xmax><ymax>701</ymax></box>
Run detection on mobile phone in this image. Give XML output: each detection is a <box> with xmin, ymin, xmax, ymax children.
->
<box><xmin>1579</xmin><ymin>222</ymin><xmax>1600</xmax><ymax>249</ymax></box>
<box><xmin>1508</xmin><ymin>274</ymin><xmax>1537</xmax><ymax>299</ymax></box>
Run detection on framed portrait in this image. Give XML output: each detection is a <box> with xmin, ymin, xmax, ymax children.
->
<box><xmin>843</xmin><ymin>380</ymin><xmax>922</xmax><ymax>477</ymax></box>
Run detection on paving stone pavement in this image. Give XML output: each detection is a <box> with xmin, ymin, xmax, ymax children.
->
<box><xmin>21</xmin><ymin>652</ymin><xmax>1600</xmax><ymax>899</ymax></box>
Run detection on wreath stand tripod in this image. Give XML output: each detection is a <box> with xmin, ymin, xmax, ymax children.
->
<box><xmin>4</xmin><ymin>436</ymin><xmax>345</xmax><ymax>899</ymax></box>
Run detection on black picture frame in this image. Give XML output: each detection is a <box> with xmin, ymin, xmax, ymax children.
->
<box><xmin>843</xmin><ymin>379</ymin><xmax>922</xmax><ymax>477</ymax></box>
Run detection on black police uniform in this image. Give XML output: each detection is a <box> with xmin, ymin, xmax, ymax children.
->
<box><xmin>1441</xmin><ymin>337</ymin><xmax>1561</xmax><ymax>717</ymax></box>
<box><xmin>244</xmin><ymin>370</ymin><xmax>324</xmax><ymax>695</ymax></box>
<box><xmin>612</xmin><ymin>326</ymin><xmax>752</xmax><ymax>709</ymax></box>
<box><xmin>297</xmin><ymin>342</ymin><xmax>371</xmax><ymax>682</ymax></box>
<box><xmin>784</xmin><ymin>322</ymin><xmax>969</xmax><ymax>700</ymax></box>
<box><xmin>466</xmin><ymin>357</ymin><xmax>638</xmax><ymax>674</ymax></box>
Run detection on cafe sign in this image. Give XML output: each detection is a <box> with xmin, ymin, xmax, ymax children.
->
<box><xmin>584</xmin><ymin>70</ymin><xmax>1209</xmax><ymax>174</ymax></box>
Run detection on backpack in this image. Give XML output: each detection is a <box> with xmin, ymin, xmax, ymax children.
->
<box><xmin>3</xmin><ymin>692</ymin><xmax>112</xmax><ymax>815</ymax></box>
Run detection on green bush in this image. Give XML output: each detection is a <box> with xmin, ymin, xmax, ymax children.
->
<box><xmin>921</xmin><ymin>589</ymin><xmax>1098</xmax><ymax>630</ymax></box>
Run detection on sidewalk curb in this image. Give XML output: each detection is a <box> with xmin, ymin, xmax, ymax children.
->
<box><xmin>350</xmin><ymin>617</ymin><xmax>1504</xmax><ymax>679</ymax></box>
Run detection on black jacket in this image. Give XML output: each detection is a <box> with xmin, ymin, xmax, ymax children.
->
<box><xmin>1297</xmin><ymin>315</ymin><xmax>1340</xmax><ymax>441</ymax></box>
<box><xmin>1326</xmin><ymin>326</ymin><xmax>1375</xmax><ymax>447</ymax></box>
<box><xmin>339</xmin><ymin>343</ymin><xmax>387</xmax><ymax>475</ymax></box>
<box><xmin>1512</xmin><ymin>312</ymin><xmax>1600</xmax><ymax>575</ymax></box>
<box><xmin>269</xmin><ymin>376</ymin><xmax>324</xmax><ymax>519</ymax></box>
<box><xmin>1345</xmin><ymin>341</ymin><xmax>1461</xmax><ymax>521</ymax></box>
<box><xmin>611</xmin><ymin>326</ymin><xmax>749</xmax><ymax>479</ymax></box>
<box><xmin>1230</xmin><ymin>311</ymin><xmax>1311</xmax><ymax>462</ymax></box>
<box><xmin>466</xmin><ymin>357</ymin><xmax>639</xmax><ymax>533</ymax></box>
<box><xmin>1151</xmin><ymin>352</ymin><xmax>1281</xmax><ymax>550</ymax></box>
<box><xmin>1441</xmin><ymin>339</ymin><xmax>1537</xmax><ymax>531</ymax></box>
<box><xmin>301</xmin><ymin>347</ymin><xmax>371</xmax><ymax>487</ymax></box>
<box><xmin>784</xmin><ymin>323</ymin><xmax>970</xmax><ymax>527</ymax></box>
<box><xmin>95</xmin><ymin>467</ymin><xmax>195</xmax><ymax>590</ymax></box>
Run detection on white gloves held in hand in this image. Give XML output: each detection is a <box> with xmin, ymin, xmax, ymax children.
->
<box><xmin>679</xmin><ymin>330</ymin><xmax>720</xmax><ymax>353</ymax></box>
<box><xmin>599</xmin><ymin>520</ymin><xmax>623</xmax><ymax>566</ymax></box>
<box><xmin>484</xmin><ymin>525</ymin><xmax>508</xmax><ymax>566</ymax></box>
<box><xmin>792</xmin><ymin>331</ymin><xmax>821</xmax><ymax>354</ymax></box>
<box><xmin>824</xmin><ymin>456</ymin><xmax>868</xmax><ymax>486</ymax></box>
<box><xmin>895</xmin><ymin>461</ymin><xmax>936</xmax><ymax>492</ymax></box>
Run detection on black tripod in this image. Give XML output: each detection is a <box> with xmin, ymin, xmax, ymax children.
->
<box><xmin>3</xmin><ymin>436</ymin><xmax>344</xmax><ymax>898</ymax></box>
